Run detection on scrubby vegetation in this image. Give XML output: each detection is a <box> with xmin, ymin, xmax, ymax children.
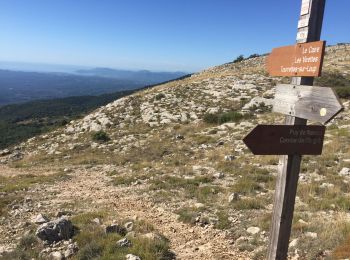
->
<box><xmin>92</xmin><ymin>131</ymin><xmax>110</xmax><ymax>142</ymax></box>
<box><xmin>233</xmin><ymin>55</ymin><xmax>245</xmax><ymax>63</ymax></box>
<box><xmin>315</xmin><ymin>71</ymin><xmax>350</xmax><ymax>98</ymax></box>
<box><xmin>0</xmin><ymin>91</ymin><xmax>133</xmax><ymax>149</ymax></box>
<box><xmin>71</xmin><ymin>212</ymin><xmax>173</xmax><ymax>260</ymax></box>
<box><xmin>203</xmin><ymin>110</ymin><xmax>254</xmax><ymax>124</ymax></box>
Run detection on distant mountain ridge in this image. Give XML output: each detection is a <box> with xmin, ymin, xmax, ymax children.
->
<box><xmin>75</xmin><ymin>67</ymin><xmax>187</xmax><ymax>83</ymax></box>
<box><xmin>0</xmin><ymin>68</ymin><xmax>187</xmax><ymax>106</ymax></box>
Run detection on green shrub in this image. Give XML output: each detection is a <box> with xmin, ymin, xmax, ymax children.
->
<box><xmin>315</xmin><ymin>71</ymin><xmax>350</xmax><ymax>98</ymax></box>
<box><xmin>335</xmin><ymin>86</ymin><xmax>350</xmax><ymax>98</ymax></box>
<box><xmin>155</xmin><ymin>93</ymin><xmax>165</xmax><ymax>100</ymax></box>
<box><xmin>203</xmin><ymin>111</ymin><xmax>253</xmax><ymax>125</ymax></box>
<box><xmin>18</xmin><ymin>234</ymin><xmax>39</xmax><ymax>250</ymax></box>
<box><xmin>92</xmin><ymin>130</ymin><xmax>110</xmax><ymax>142</ymax></box>
<box><xmin>248</xmin><ymin>54</ymin><xmax>260</xmax><ymax>59</ymax></box>
<box><xmin>215</xmin><ymin>210</ymin><xmax>231</xmax><ymax>230</ymax></box>
<box><xmin>231</xmin><ymin>198</ymin><xmax>265</xmax><ymax>210</ymax></box>
<box><xmin>78</xmin><ymin>240</ymin><xmax>103</xmax><ymax>260</ymax></box>
<box><xmin>176</xmin><ymin>207</ymin><xmax>201</xmax><ymax>225</ymax></box>
<box><xmin>233</xmin><ymin>55</ymin><xmax>244</xmax><ymax>63</ymax></box>
<box><xmin>75</xmin><ymin>224</ymin><xmax>172</xmax><ymax>260</ymax></box>
<box><xmin>315</xmin><ymin>71</ymin><xmax>350</xmax><ymax>87</ymax></box>
<box><xmin>0</xmin><ymin>234</ymin><xmax>41</xmax><ymax>259</ymax></box>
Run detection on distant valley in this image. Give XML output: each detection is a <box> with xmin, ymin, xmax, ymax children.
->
<box><xmin>0</xmin><ymin>68</ymin><xmax>187</xmax><ymax>106</ymax></box>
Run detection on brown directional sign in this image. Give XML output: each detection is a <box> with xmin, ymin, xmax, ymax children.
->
<box><xmin>266</xmin><ymin>41</ymin><xmax>325</xmax><ymax>77</ymax></box>
<box><xmin>243</xmin><ymin>125</ymin><xmax>325</xmax><ymax>155</ymax></box>
<box><xmin>273</xmin><ymin>84</ymin><xmax>343</xmax><ymax>124</ymax></box>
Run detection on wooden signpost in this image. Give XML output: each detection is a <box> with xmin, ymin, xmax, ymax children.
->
<box><xmin>242</xmin><ymin>0</ymin><xmax>343</xmax><ymax>259</ymax></box>
<box><xmin>243</xmin><ymin>125</ymin><xmax>325</xmax><ymax>155</ymax></box>
<box><xmin>266</xmin><ymin>41</ymin><xmax>325</xmax><ymax>77</ymax></box>
<box><xmin>273</xmin><ymin>84</ymin><xmax>343</xmax><ymax>124</ymax></box>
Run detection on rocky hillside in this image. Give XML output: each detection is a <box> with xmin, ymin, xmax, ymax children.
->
<box><xmin>0</xmin><ymin>43</ymin><xmax>349</xmax><ymax>260</ymax></box>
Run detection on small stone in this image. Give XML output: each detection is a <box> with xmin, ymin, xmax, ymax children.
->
<box><xmin>105</xmin><ymin>224</ymin><xmax>127</xmax><ymax>236</ymax></box>
<box><xmin>175</xmin><ymin>134</ymin><xmax>184</xmax><ymax>140</ymax></box>
<box><xmin>32</xmin><ymin>214</ymin><xmax>49</xmax><ymax>224</ymax></box>
<box><xmin>224</xmin><ymin>155</ymin><xmax>235</xmax><ymax>161</ymax></box>
<box><xmin>126</xmin><ymin>254</ymin><xmax>141</xmax><ymax>260</ymax></box>
<box><xmin>0</xmin><ymin>149</ymin><xmax>11</xmax><ymax>156</ymax></box>
<box><xmin>64</xmin><ymin>243</ymin><xmax>79</xmax><ymax>258</ymax></box>
<box><xmin>92</xmin><ymin>218</ymin><xmax>101</xmax><ymax>225</ymax></box>
<box><xmin>289</xmin><ymin>238</ymin><xmax>298</xmax><ymax>248</ymax></box>
<box><xmin>124</xmin><ymin>221</ymin><xmax>133</xmax><ymax>231</ymax></box>
<box><xmin>320</xmin><ymin>183</ymin><xmax>334</xmax><ymax>188</ymax></box>
<box><xmin>298</xmin><ymin>219</ymin><xmax>308</xmax><ymax>225</ymax></box>
<box><xmin>339</xmin><ymin>167</ymin><xmax>350</xmax><ymax>176</ymax></box>
<box><xmin>247</xmin><ymin>227</ymin><xmax>260</xmax><ymax>235</ymax></box>
<box><xmin>305</xmin><ymin>232</ymin><xmax>317</xmax><ymax>238</ymax></box>
<box><xmin>194</xmin><ymin>203</ymin><xmax>205</xmax><ymax>208</ymax></box>
<box><xmin>24</xmin><ymin>197</ymin><xmax>32</xmax><ymax>203</ymax></box>
<box><xmin>213</xmin><ymin>172</ymin><xmax>225</xmax><ymax>179</ymax></box>
<box><xmin>49</xmin><ymin>251</ymin><xmax>64</xmax><ymax>260</ymax></box>
<box><xmin>116</xmin><ymin>238</ymin><xmax>131</xmax><ymax>247</ymax></box>
<box><xmin>228</xmin><ymin>193</ymin><xmax>239</xmax><ymax>203</ymax></box>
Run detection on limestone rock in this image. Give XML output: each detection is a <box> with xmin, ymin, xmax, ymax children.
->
<box><xmin>64</xmin><ymin>243</ymin><xmax>79</xmax><ymax>258</ymax></box>
<box><xmin>0</xmin><ymin>149</ymin><xmax>10</xmax><ymax>156</ymax></box>
<box><xmin>49</xmin><ymin>251</ymin><xmax>64</xmax><ymax>260</ymax></box>
<box><xmin>117</xmin><ymin>238</ymin><xmax>131</xmax><ymax>247</ymax></box>
<box><xmin>224</xmin><ymin>155</ymin><xmax>235</xmax><ymax>161</ymax></box>
<box><xmin>105</xmin><ymin>224</ymin><xmax>127</xmax><ymax>236</ymax></box>
<box><xmin>247</xmin><ymin>226</ymin><xmax>260</xmax><ymax>235</ymax></box>
<box><xmin>126</xmin><ymin>254</ymin><xmax>141</xmax><ymax>260</ymax></box>
<box><xmin>289</xmin><ymin>238</ymin><xmax>298</xmax><ymax>248</ymax></box>
<box><xmin>213</xmin><ymin>172</ymin><xmax>225</xmax><ymax>179</ymax></box>
<box><xmin>228</xmin><ymin>193</ymin><xmax>239</xmax><ymax>203</ymax></box>
<box><xmin>305</xmin><ymin>232</ymin><xmax>317</xmax><ymax>239</ymax></box>
<box><xmin>36</xmin><ymin>217</ymin><xmax>74</xmax><ymax>243</ymax></box>
<box><xmin>339</xmin><ymin>167</ymin><xmax>350</xmax><ymax>176</ymax></box>
<box><xmin>124</xmin><ymin>221</ymin><xmax>133</xmax><ymax>231</ymax></box>
<box><xmin>32</xmin><ymin>213</ymin><xmax>49</xmax><ymax>224</ymax></box>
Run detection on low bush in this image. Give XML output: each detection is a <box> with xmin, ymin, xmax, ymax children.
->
<box><xmin>92</xmin><ymin>130</ymin><xmax>110</xmax><ymax>142</ymax></box>
<box><xmin>155</xmin><ymin>93</ymin><xmax>166</xmax><ymax>100</ymax></box>
<box><xmin>248</xmin><ymin>54</ymin><xmax>260</xmax><ymax>59</ymax></box>
<box><xmin>233</xmin><ymin>55</ymin><xmax>244</xmax><ymax>63</ymax></box>
<box><xmin>335</xmin><ymin>86</ymin><xmax>350</xmax><ymax>98</ymax></box>
<box><xmin>72</xmin><ymin>213</ymin><xmax>172</xmax><ymax>260</ymax></box>
<box><xmin>203</xmin><ymin>111</ymin><xmax>253</xmax><ymax>125</ymax></box>
<box><xmin>176</xmin><ymin>207</ymin><xmax>201</xmax><ymax>225</ymax></box>
<box><xmin>315</xmin><ymin>71</ymin><xmax>350</xmax><ymax>98</ymax></box>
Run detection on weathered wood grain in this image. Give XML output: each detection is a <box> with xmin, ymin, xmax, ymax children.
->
<box><xmin>267</xmin><ymin>0</ymin><xmax>327</xmax><ymax>259</ymax></box>
<box><xmin>243</xmin><ymin>124</ymin><xmax>325</xmax><ymax>155</ymax></box>
<box><xmin>273</xmin><ymin>84</ymin><xmax>343</xmax><ymax>124</ymax></box>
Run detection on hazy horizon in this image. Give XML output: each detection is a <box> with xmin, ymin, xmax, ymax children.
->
<box><xmin>0</xmin><ymin>60</ymin><xmax>192</xmax><ymax>74</ymax></box>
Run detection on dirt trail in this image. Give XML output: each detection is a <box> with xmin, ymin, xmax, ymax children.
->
<box><xmin>43</xmin><ymin>167</ymin><xmax>251</xmax><ymax>260</ymax></box>
<box><xmin>0</xmin><ymin>165</ymin><xmax>251</xmax><ymax>259</ymax></box>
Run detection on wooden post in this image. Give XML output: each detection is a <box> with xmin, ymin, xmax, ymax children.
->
<box><xmin>267</xmin><ymin>0</ymin><xmax>326</xmax><ymax>259</ymax></box>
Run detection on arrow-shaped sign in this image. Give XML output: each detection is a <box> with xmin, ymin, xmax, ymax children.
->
<box><xmin>273</xmin><ymin>84</ymin><xmax>343</xmax><ymax>124</ymax></box>
<box><xmin>243</xmin><ymin>125</ymin><xmax>325</xmax><ymax>155</ymax></box>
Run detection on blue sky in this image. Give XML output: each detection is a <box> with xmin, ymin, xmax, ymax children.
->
<box><xmin>0</xmin><ymin>0</ymin><xmax>349</xmax><ymax>72</ymax></box>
